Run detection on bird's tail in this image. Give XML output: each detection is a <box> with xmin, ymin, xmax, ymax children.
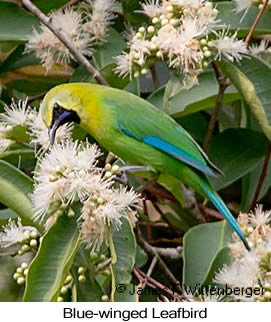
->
<box><xmin>201</xmin><ymin>183</ymin><xmax>250</xmax><ymax>251</ymax></box>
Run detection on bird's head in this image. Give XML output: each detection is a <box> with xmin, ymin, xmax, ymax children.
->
<box><xmin>41</xmin><ymin>84</ymin><xmax>85</xmax><ymax>144</ymax></box>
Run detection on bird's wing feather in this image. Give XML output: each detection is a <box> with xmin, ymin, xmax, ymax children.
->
<box><xmin>103</xmin><ymin>94</ymin><xmax>221</xmax><ymax>176</ymax></box>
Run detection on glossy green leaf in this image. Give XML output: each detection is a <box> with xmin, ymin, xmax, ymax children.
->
<box><xmin>24</xmin><ymin>209</ymin><xmax>80</xmax><ymax>302</ymax></box>
<box><xmin>112</xmin><ymin>217</ymin><xmax>136</xmax><ymax>301</ymax></box>
<box><xmin>72</xmin><ymin>270</ymin><xmax>104</xmax><ymax>302</ymax></box>
<box><xmin>148</xmin><ymin>70</ymin><xmax>240</xmax><ymax>117</ymax></box>
<box><xmin>114</xmin><ymin>283</ymin><xmax>138</xmax><ymax>302</ymax></box>
<box><xmin>218</xmin><ymin>56</ymin><xmax>271</xmax><ymax>142</ymax></box>
<box><xmin>0</xmin><ymin>160</ymin><xmax>36</xmax><ymax>227</ymax></box>
<box><xmin>35</xmin><ymin>0</ymin><xmax>69</xmax><ymax>13</ymax></box>
<box><xmin>113</xmin><ymin>217</ymin><xmax>136</xmax><ymax>285</ymax></box>
<box><xmin>0</xmin><ymin>2</ymin><xmax>39</xmax><ymax>42</ymax></box>
<box><xmin>93</xmin><ymin>28</ymin><xmax>126</xmax><ymax>69</ymax></box>
<box><xmin>216</xmin><ymin>2</ymin><xmax>271</xmax><ymax>37</ymax></box>
<box><xmin>202</xmin><ymin>247</ymin><xmax>232</xmax><ymax>286</ymax></box>
<box><xmin>158</xmin><ymin>174</ymin><xmax>185</xmax><ymax>206</ymax></box>
<box><xmin>183</xmin><ymin>220</ymin><xmax>232</xmax><ymax>287</ymax></box>
<box><xmin>241</xmin><ymin>156</ymin><xmax>271</xmax><ymax>212</ymax></box>
<box><xmin>209</xmin><ymin>129</ymin><xmax>269</xmax><ymax>190</ymax></box>
<box><xmin>135</xmin><ymin>245</ymin><xmax>148</xmax><ymax>268</ymax></box>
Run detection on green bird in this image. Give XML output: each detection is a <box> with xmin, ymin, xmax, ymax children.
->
<box><xmin>41</xmin><ymin>83</ymin><xmax>249</xmax><ymax>250</ymax></box>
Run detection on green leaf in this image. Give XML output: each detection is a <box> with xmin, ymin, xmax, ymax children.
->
<box><xmin>209</xmin><ymin>129</ymin><xmax>269</xmax><ymax>190</ymax></box>
<box><xmin>0</xmin><ymin>45</ymin><xmax>40</xmax><ymax>74</ymax></box>
<box><xmin>202</xmin><ymin>247</ymin><xmax>232</xmax><ymax>286</ymax></box>
<box><xmin>0</xmin><ymin>2</ymin><xmax>39</xmax><ymax>42</ymax></box>
<box><xmin>93</xmin><ymin>28</ymin><xmax>126</xmax><ymax>69</ymax></box>
<box><xmin>217</xmin><ymin>55</ymin><xmax>271</xmax><ymax>142</ymax></box>
<box><xmin>158</xmin><ymin>174</ymin><xmax>185</xmax><ymax>206</ymax></box>
<box><xmin>112</xmin><ymin>217</ymin><xmax>136</xmax><ymax>301</ymax></box>
<box><xmin>120</xmin><ymin>0</ymin><xmax>148</xmax><ymax>26</ymax></box>
<box><xmin>72</xmin><ymin>269</ymin><xmax>104</xmax><ymax>302</ymax></box>
<box><xmin>0</xmin><ymin>160</ymin><xmax>37</xmax><ymax>228</ymax></box>
<box><xmin>148</xmin><ymin>70</ymin><xmax>240</xmax><ymax>118</ymax></box>
<box><xmin>183</xmin><ymin>220</ymin><xmax>232</xmax><ymax>287</ymax></box>
<box><xmin>35</xmin><ymin>0</ymin><xmax>70</xmax><ymax>13</ymax></box>
<box><xmin>23</xmin><ymin>209</ymin><xmax>81</xmax><ymax>302</ymax></box>
<box><xmin>113</xmin><ymin>218</ymin><xmax>136</xmax><ymax>285</ymax></box>
<box><xmin>241</xmin><ymin>156</ymin><xmax>271</xmax><ymax>212</ymax></box>
<box><xmin>216</xmin><ymin>2</ymin><xmax>271</xmax><ymax>37</ymax></box>
<box><xmin>135</xmin><ymin>245</ymin><xmax>148</xmax><ymax>268</ymax></box>
<box><xmin>114</xmin><ymin>283</ymin><xmax>138</xmax><ymax>302</ymax></box>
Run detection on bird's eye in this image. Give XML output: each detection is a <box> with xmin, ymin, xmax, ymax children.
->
<box><xmin>53</xmin><ymin>102</ymin><xmax>60</xmax><ymax>110</ymax></box>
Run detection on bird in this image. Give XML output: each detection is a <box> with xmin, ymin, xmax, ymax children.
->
<box><xmin>41</xmin><ymin>82</ymin><xmax>249</xmax><ymax>250</ymax></box>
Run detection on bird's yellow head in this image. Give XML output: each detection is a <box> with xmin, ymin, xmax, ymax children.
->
<box><xmin>41</xmin><ymin>83</ymin><xmax>93</xmax><ymax>144</ymax></box>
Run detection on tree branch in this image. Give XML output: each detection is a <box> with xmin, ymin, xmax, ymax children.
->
<box><xmin>135</xmin><ymin>226</ymin><xmax>183</xmax><ymax>293</ymax></box>
<box><xmin>245</xmin><ymin>0</ymin><xmax>270</xmax><ymax>45</ymax></box>
<box><xmin>250</xmin><ymin>143</ymin><xmax>271</xmax><ymax>210</ymax></box>
<box><xmin>203</xmin><ymin>63</ymin><xmax>230</xmax><ymax>152</ymax></box>
<box><xmin>21</xmin><ymin>0</ymin><xmax>108</xmax><ymax>86</ymax></box>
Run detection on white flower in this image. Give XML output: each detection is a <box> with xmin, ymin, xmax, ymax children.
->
<box><xmin>212</xmin><ymin>30</ymin><xmax>248</xmax><ymax>62</ymax></box>
<box><xmin>233</xmin><ymin>0</ymin><xmax>254</xmax><ymax>13</ymax></box>
<box><xmin>250</xmin><ymin>40</ymin><xmax>269</xmax><ymax>55</ymax></box>
<box><xmin>80</xmin><ymin>186</ymin><xmax>139</xmax><ymax>250</ymax></box>
<box><xmin>25</xmin><ymin>8</ymin><xmax>93</xmax><ymax>71</ymax></box>
<box><xmin>214</xmin><ymin>251</ymin><xmax>259</xmax><ymax>289</ymax></box>
<box><xmin>0</xmin><ymin>138</ymin><xmax>14</xmax><ymax>153</ymax></box>
<box><xmin>171</xmin><ymin>0</ymin><xmax>203</xmax><ymax>10</ymax></box>
<box><xmin>141</xmin><ymin>0</ymin><xmax>162</xmax><ymax>18</ymax></box>
<box><xmin>0</xmin><ymin>99</ymin><xmax>30</xmax><ymax>126</ymax></box>
<box><xmin>31</xmin><ymin>140</ymin><xmax>101</xmax><ymax>221</ymax></box>
<box><xmin>0</xmin><ymin>218</ymin><xmax>26</xmax><ymax>248</ymax></box>
<box><xmin>114</xmin><ymin>52</ymin><xmax>134</xmax><ymax>78</ymax></box>
<box><xmin>27</xmin><ymin>108</ymin><xmax>73</xmax><ymax>151</ymax></box>
<box><xmin>249</xmin><ymin>205</ymin><xmax>271</xmax><ymax>228</ymax></box>
<box><xmin>84</xmin><ymin>0</ymin><xmax>117</xmax><ymax>40</ymax></box>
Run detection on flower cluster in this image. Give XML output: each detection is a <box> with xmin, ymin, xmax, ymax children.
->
<box><xmin>214</xmin><ymin>205</ymin><xmax>271</xmax><ymax>302</ymax></box>
<box><xmin>0</xmin><ymin>99</ymin><xmax>72</xmax><ymax>153</ymax></box>
<box><xmin>115</xmin><ymin>0</ymin><xmax>247</xmax><ymax>80</ymax></box>
<box><xmin>25</xmin><ymin>0</ymin><xmax>117</xmax><ymax>71</ymax></box>
<box><xmin>31</xmin><ymin>140</ymin><xmax>140</xmax><ymax>250</ymax></box>
<box><xmin>233</xmin><ymin>0</ymin><xmax>271</xmax><ymax>14</ymax></box>
<box><xmin>83</xmin><ymin>0</ymin><xmax>117</xmax><ymax>40</ymax></box>
<box><xmin>0</xmin><ymin>217</ymin><xmax>39</xmax><ymax>253</ymax></box>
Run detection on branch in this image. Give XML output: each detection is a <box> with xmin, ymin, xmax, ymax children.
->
<box><xmin>133</xmin><ymin>268</ymin><xmax>183</xmax><ymax>301</ymax></box>
<box><xmin>250</xmin><ymin>143</ymin><xmax>271</xmax><ymax>210</ymax></box>
<box><xmin>203</xmin><ymin>63</ymin><xmax>230</xmax><ymax>152</ymax></box>
<box><xmin>135</xmin><ymin>226</ymin><xmax>183</xmax><ymax>293</ymax></box>
<box><xmin>245</xmin><ymin>0</ymin><xmax>270</xmax><ymax>44</ymax></box>
<box><xmin>21</xmin><ymin>0</ymin><xmax>108</xmax><ymax>86</ymax></box>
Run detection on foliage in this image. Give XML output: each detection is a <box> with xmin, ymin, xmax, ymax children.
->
<box><xmin>1</xmin><ymin>0</ymin><xmax>271</xmax><ymax>303</ymax></box>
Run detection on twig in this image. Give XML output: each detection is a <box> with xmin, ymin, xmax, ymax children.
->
<box><xmin>250</xmin><ymin>143</ymin><xmax>271</xmax><ymax>210</ymax></box>
<box><xmin>152</xmin><ymin>202</ymin><xmax>180</xmax><ymax>235</ymax></box>
<box><xmin>135</xmin><ymin>226</ymin><xmax>182</xmax><ymax>293</ymax></box>
<box><xmin>95</xmin><ymin>258</ymin><xmax>112</xmax><ymax>274</ymax></box>
<box><xmin>245</xmin><ymin>0</ymin><xmax>270</xmax><ymax>44</ymax></box>
<box><xmin>150</xmin><ymin>64</ymin><xmax>160</xmax><ymax>89</ymax></box>
<box><xmin>144</xmin><ymin>185</ymin><xmax>178</xmax><ymax>202</ymax></box>
<box><xmin>203</xmin><ymin>63</ymin><xmax>230</xmax><ymax>152</ymax></box>
<box><xmin>133</xmin><ymin>268</ymin><xmax>183</xmax><ymax>301</ymax></box>
<box><xmin>150</xmin><ymin>237</ymin><xmax>183</xmax><ymax>245</ymax></box>
<box><xmin>198</xmin><ymin>203</ymin><xmax>224</xmax><ymax>220</ymax></box>
<box><xmin>142</xmin><ymin>256</ymin><xmax>158</xmax><ymax>289</ymax></box>
<box><xmin>21</xmin><ymin>0</ymin><xmax>108</xmax><ymax>86</ymax></box>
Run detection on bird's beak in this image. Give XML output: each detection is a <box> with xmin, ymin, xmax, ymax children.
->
<box><xmin>48</xmin><ymin>110</ymin><xmax>79</xmax><ymax>145</ymax></box>
<box><xmin>48</xmin><ymin>118</ymin><xmax>60</xmax><ymax>145</ymax></box>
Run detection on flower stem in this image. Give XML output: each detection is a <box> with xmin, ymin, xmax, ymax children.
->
<box><xmin>108</xmin><ymin>229</ymin><xmax>117</xmax><ymax>265</ymax></box>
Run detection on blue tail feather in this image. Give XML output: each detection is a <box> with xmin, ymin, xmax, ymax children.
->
<box><xmin>201</xmin><ymin>185</ymin><xmax>250</xmax><ymax>251</ymax></box>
